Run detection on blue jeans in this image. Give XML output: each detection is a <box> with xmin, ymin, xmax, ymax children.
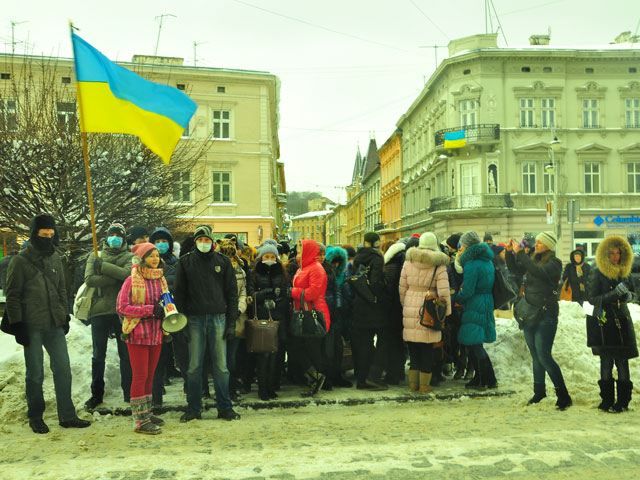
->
<box><xmin>90</xmin><ymin>314</ymin><xmax>132</xmax><ymax>401</ymax></box>
<box><xmin>523</xmin><ymin>311</ymin><xmax>566</xmax><ymax>388</ymax></box>
<box><xmin>24</xmin><ymin>326</ymin><xmax>77</xmax><ymax>421</ymax></box>
<box><xmin>186</xmin><ymin>314</ymin><xmax>232</xmax><ymax>414</ymax></box>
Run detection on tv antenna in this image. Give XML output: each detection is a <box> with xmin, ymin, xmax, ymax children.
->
<box><xmin>10</xmin><ymin>20</ymin><xmax>28</xmax><ymax>55</ymax></box>
<box><xmin>154</xmin><ymin>13</ymin><xmax>176</xmax><ymax>55</ymax></box>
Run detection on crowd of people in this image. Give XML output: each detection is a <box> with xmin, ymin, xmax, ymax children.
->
<box><xmin>2</xmin><ymin>213</ymin><xmax>638</xmax><ymax>436</ymax></box>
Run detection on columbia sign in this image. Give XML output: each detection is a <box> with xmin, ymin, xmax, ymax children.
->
<box><xmin>593</xmin><ymin>215</ymin><xmax>640</xmax><ymax>227</ymax></box>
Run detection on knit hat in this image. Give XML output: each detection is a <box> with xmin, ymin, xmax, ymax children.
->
<box><xmin>406</xmin><ymin>236</ymin><xmax>420</xmax><ymax>249</ymax></box>
<box><xmin>460</xmin><ymin>231</ymin><xmax>481</xmax><ymax>248</ymax></box>
<box><xmin>127</xmin><ymin>225</ymin><xmax>148</xmax><ymax>244</ymax></box>
<box><xmin>343</xmin><ymin>245</ymin><xmax>356</xmax><ymax>259</ymax></box>
<box><xmin>411</xmin><ymin>233</ymin><xmax>421</xmax><ymax>239</ymax></box>
<box><xmin>536</xmin><ymin>231</ymin><xmax>557</xmax><ymax>251</ymax></box>
<box><xmin>445</xmin><ymin>233</ymin><xmax>462</xmax><ymax>251</ymax></box>
<box><xmin>418</xmin><ymin>232</ymin><xmax>439</xmax><ymax>251</ymax></box>
<box><xmin>364</xmin><ymin>232</ymin><xmax>380</xmax><ymax>248</ymax></box>
<box><xmin>131</xmin><ymin>242</ymin><xmax>157</xmax><ymax>260</ymax></box>
<box><xmin>257</xmin><ymin>243</ymin><xmax>279</xmax><ymax>261</ymax></box>
<box><xmin>219</xmin><ymin>239</ymin><xmax>237</xmax><ymax>259</ymax></box>
<box><xmin>107</xmin><ymin>222</ymin><xmax>127</xmax><ymax>238</ymax></box>
<box><xmin>278</xmin><ymin>241</ymin><xmax>290</xmax><ymax>255</ymax></box>
<box><xmin>483</xmin><ymin>233</ymin><xmax>493</xmax><ymax>242</ymax></box>
<box><xmin>30</xmin><ymin>213</ymin><xmax>56</xmax><ymax>238</ymax></box>
<box><xmin>194</xmin><ymin>225</ymin><xmax>213</xmax><ymax>242</ymax></box>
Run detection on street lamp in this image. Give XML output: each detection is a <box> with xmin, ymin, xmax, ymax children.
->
<box><xmin>548</xmin><ymin>136</ymin><xmax>561</xmax><ymax>244</ymax></box>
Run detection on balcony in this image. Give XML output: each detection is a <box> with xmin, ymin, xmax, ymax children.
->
<box><xmin>428</xmin><ymin>194</ymin><xmax>514</xmax><ymax>213</ymax></box>
<box><xmin>434</xmin><ymin>124</ymin><xmax>500</xmax><ymax>150</ymax></box>
<box><xmin>374</xmin><ymin>222</ymin><xmax>386</xmax><ymax>232</ymax></box>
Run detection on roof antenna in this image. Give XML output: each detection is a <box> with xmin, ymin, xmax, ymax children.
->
<box><xmin>154</xmin><ymin>13</ymin><xmax>176</xmax><ymax>56</ymax></box>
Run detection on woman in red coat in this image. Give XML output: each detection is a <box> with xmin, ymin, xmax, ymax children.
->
<box><xmin>290</xmin><ymin>239</ymin><xmax>330</xmax><ymax>396</ymax></box>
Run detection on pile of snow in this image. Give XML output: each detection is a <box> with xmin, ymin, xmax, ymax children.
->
<box><xmin>1</xmin><ymin>303</ymin><xmax>639</xmax><ymax>423</ymax></box>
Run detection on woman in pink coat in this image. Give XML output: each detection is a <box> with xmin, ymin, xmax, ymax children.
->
<box><xmin>399</xmin><ymin>232</ymin><xmax>451</xmax><ymax>393</ymax></box>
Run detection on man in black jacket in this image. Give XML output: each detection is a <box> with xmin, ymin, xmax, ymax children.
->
<box><xmin>174</xmin><ymin>225</ymin><xmax>239</xmax><ymax>422</ymax></box>
<box><xmin>5</xmin><ymin>214</ymin><xmax>90</xmax><ymax>434</ymax></box>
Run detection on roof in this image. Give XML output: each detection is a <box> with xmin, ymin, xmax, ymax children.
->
<box><xmin>361</xmin><ymin>137</ymin><xmax>380</xmax><ymax>181</ymax></box>
<box><xmin>290</xmin><ymin>210</ymin><xmax>334</xmax><ymax>221</ymax></box>
<box><xmin>351</xmin><ymin>146</ymin><xmax>363</xmax><ymax>184</ymax></box>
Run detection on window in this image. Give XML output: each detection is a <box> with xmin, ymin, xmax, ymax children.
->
<box><xmin>541</xmin><ymin>98</ymin><xmax>556</xmax><ymax>128</ymax></box>
<box><xmin>0</xmin><ymin>99</ymin><xmax>18</xmax><ymax>131</ymax></box>
<box><xmin>463</xmin><ymin>69</ymin><xmax>471</xmax><ymax>75</ymax></box>
<box><xmin>61</xmin><ymin>76</ymin><xmax>71</xmax><ymax>84</ymax></box>
<box><xmin>459</xmin><ymin>99</ymin><xmax>478</xmax><ymax>127</ymax></box>
<box><xmin>182</xmin><ymin>118</ymin><xmax>190</xmax><ymax>137</ymax></box>
<box><xmin>625</xmin><ymin>98</ymin><xmax>640</xmax><ymax>128</ymax></box>
<box><xmin>172</xmin><ymin>171</ymin><xmax>192</xmax><ymax>202</ymax></box>
<box><xmin>176</xmin><ymin>84</ymin><xmax>186</xmax><ymax>90</ymax></box>
<box><xmin>585</xmin><ymin>67</ymin><xmax>594</xmax><ymax>74</ymax></box>
<box><xmin>630</xmin><ymin>67</ymin><xmax>638</xmax><ymax>74</ymax></box>
<box><xmin>584</xmin><ymin>163</ymin><xmax>600</xmax><ymax>193</ymax></box>
<box><xmin>543</xmin><ymin>67</ymin><xmax>553</xmax><ymax>73</ymax></box>
<box><xmin>628</xmin><ymin>163</ymin><xmax>640</xmax><ymax>193</ymax></box>
<box><xmin>217</xmin><ymin>86</ymin><xmax>226</xmax><ymax>93</ymax></box>
<box><xmin>212</xmin><ymin>171</ymin><xmax>231</xmax><ymax>202</ymax></box>
<box><xmin>522</xmin><ymin>163</ymin><xmax>536</xmax><ymax>194</ymax></box>
<box><xmin>519</xmin><ymin>98</ymin><xmax>535</xmax><ymax>127</ymax></box>
<box><xmin>582</xmin><ymin>99</ymin><xmax>599</xmax><ymax>128</ymax></box>
<box><xmin>0</xmin><ymin>73</ymin><xmax>10</xmax><ymax>80</ymax></box>
<box><xmin>212</xmin><ymin>110</ymin><xmax>230</xmax><ymax>139</ymax></box>
<box><xmin>56</xmin><ymin>102</ymin><xmax>76</xmax><ymax>131</ymax></box>
<box><xmin>543</xmin><ymin>167</ymin><xmax>555</xmax><ymax>193</ymax></box>
<box><xmin>521</xmin><ymin>66</ymin><xmax>531</xmax><ymax>73</ymax></box>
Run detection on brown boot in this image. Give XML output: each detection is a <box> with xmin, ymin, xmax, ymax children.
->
<box><xmin>419</xmin><ymin>372</ymin><xmax>432</xmax><ymax>394</ymax></box>
<box><xmin>408</xmin><ymin>369</ymin><xmax>419</xmax><ymax>392</ymax></box>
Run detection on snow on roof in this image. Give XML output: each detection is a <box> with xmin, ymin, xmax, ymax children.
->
<box><xmin>291</xmin><ymin>210</ymin><xmax>334</xmax><ymax>221</ymax></box>
<box><xmin>449</xmin><ymin>42</ymin><xmax>640</xmax><ymax>58</ymax></box>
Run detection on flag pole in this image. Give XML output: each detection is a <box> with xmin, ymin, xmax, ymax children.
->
<box><xmin>69</xmin><ymin>21</ymin><xmax>99</xmax><ymax>256</ymax></box>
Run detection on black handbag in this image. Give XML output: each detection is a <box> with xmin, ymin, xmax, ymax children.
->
<box><xmin>513</xmin><ymin>296</ymin><xmax>544</xmax><ymax>329</ymax></box>
<box><xmin>245</xmin><ymin>294</ymin><xmax>280</xmax><ymax>353</ymax></box>
<box><xmin>347</xmin><ymin>264</ymin><xmax>377</xmax><ymax>304</ymax></box>
<box><xmin>418</xmin><ymin>268</ymin><xmax>446</xmax><ymax>331</ymax></box>
<box><xmin>290</xmin><ymin>290</ymin><xmax>326</xmax><ymax>338</ymax></box>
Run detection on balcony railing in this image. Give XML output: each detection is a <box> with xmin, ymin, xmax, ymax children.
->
<box><xmin>428</xmin><ymin>194</ymin><xmax>514</xmax><ymax>213</ymax></box>
<box><xmin>434</xmin><ymin>124</ymin><xmax>500</xmax><ymax>148</ymax></box>
<box><xmin>374</xmin><ymin>222</ymin><xmax>386</xmax><ymax>231</ymax></box>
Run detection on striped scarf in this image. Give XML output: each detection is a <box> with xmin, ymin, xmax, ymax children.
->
<box><xmin>122</xmin><ymin>265</ymin><xmax>168</xmax><ymax>335</ymax></box>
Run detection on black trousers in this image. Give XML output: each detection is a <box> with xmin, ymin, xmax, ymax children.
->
<box><xmin>352</xmin><ymin>327</ymin><xmax>387</xmax><ymax>384</ymax></box>
<box><xmin>288</xmin><ymin>336</ymin><xmax>324</xmax><ymax>377</ymax></box>
<box><xmin>407</xmin><ymin>342</ymin><xmax>434</xmax><ymax>373</ymax></box>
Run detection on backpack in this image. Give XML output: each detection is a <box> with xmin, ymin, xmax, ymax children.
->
<box><xmin>73</xmin><ymin>252</ymin><xmax>100</xmax><ymax>324</ymax></box>
<box><xmin>493</xmin><ymin>265</ymin><xmax>517</xmax><ymax>309</ymax></box>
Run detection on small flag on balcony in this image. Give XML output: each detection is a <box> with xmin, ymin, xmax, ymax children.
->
<box><xmin>444</xmin><ymin>130</ymin><xmax>466</xmax><ymax>149</ymax></box>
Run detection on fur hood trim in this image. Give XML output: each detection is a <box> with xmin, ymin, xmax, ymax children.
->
<box><xmin>405</xmin><ymin>246</ymin><xmax>450</xmax><ymax>267</ymax></box>
<box><xmin>459</xmin><ymin>242</ymin><xmax>494</xmax><ymax>266</ymax></box>
<box><xmin>384</xmin><ymin>242</ymin><xmax>406</xmax><ymax>264</ymax></box>
<box><xmin>596</xmin><ymin>235</ymin><xmax>633</xmax><ymax>280</ymax></box>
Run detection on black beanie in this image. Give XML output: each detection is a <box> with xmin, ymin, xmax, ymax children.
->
<box><xmin>127</xmin><ymin>225</ymin><xmax>148</xmax><ymax>244</ymax></box>
<box><xmin>30</xmin><ymin>214</ymin><xmax>56</xmax><ymax>240</ymax></box>
<box><xmin>363</xmin><ymin>232</ymin><xmax>380</xmax><ymax>247</ymax></box>
<box><xmin>446</xmin><ymin>233</ymin><xmax>462</xmax><ymax>250</ymax></box>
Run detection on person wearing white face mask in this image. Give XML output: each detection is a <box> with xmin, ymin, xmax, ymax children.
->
<box><xmin>174</xmin><ymin>225</ymin><xmax>240</xmax><ymax>422</ymax></box>
<box><xmin>83</xmin><ymin>222</ymin><xmax>134</xmax><ymax>411</ymax></box>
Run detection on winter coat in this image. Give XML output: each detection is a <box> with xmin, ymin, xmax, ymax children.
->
<box><xmin>250</xmin><ymin>260</ymin><xmax>290</xmax><ymax>340</ymax></box>
<box><xmin>454</xmin><ymin>243</ymin><xmax>496</xmax><ymax>346</ymax></box>
<box><xmin>561</xmin><ymin>249</ymin><xmax>591</xmax><ymax>304</ymax></box>
<box><xmin>116</xmin><ymin>274</ymin><xmax>164</xmax><ymax>346</ymax></box>
<box><xmin>352</xmin><ymin>247</ymin><xmax>388</xmax><ymax>329</ymax></box>
<box><xmin>291</xmin><ymin>239</ymin><xmax>331</xmax><ymax>331</ymax></box>
<box><xmin>5</xmin><ymin>245</ymin><xmax>68</xmax><ymax>330</ymax></box>
<box><xmin>322</xmin><ymin>260</ymin><xmax>338</xmax><ymax>316</ymax></box>
<box><xmin>84</xmin><ymin>242</ymin><xmax>133</xmax><ymax>318</ymax></box>
<box><xmin>150</xmin><ymin>227</ymin><xmax>178</xmax><ymax>291</ymax></box>
<box><xmin>510</xmin><ymin>249</ymin><xmax>562</xmax><ymax>315</ymax></box>
<box><xmin>587</xmin><ymin>236</ymin><xmax>638</xmax><ymax>359</ymax></box>
<box><xmin>173</xmin><ymin>249</ymin><xmax>239</xmax><ymax>332</ymax></box>
<box><xmin>0</xmin><ymin>254</ymin><xmax>13</xmax><ymax>290</ymax></box>
<box><xmin>384</xmin><ymin>243</ymin><xmax>406</xmax><ymax>331</ymax></box>
<box><xmin>399</xmin><ymin>247</ymin><xmax>451</xmax><ymax>344</ymax></box>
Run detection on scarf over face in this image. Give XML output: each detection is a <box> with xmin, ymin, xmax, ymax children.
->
<box><xmin>122</xmin><ymin>264</ymin><xmax>168</xmax><ymax>335</ymax></box>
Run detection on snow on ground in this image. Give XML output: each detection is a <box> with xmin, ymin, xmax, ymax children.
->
<box><xmin>1</xmin><ymin>302</ymin><xmax>639</xmax><ymax>479</ymax></box>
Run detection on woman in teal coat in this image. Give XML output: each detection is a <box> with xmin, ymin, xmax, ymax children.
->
<box><xmin>454</xmin><ymin>231</ymin><xmax>497</xmax><ymax>389</ymax></box>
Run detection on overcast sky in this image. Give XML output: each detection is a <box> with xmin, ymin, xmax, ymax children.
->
<box><xmin>3</xmin><ymin>0</ymin><xmax>639</xmax><ymax>202</ymax></box>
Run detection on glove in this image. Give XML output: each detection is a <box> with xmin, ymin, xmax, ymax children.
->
<box><xmin>265</xmin><ymin>299</ymin><xmax>276</xmax><ymax>311</ymax></box>
<box><xmin>153</xmin><ymin>302</ymin><xmax>165</xmax><ymax>319</ymax></box>
<box><xmin>624</xmin><ymin>291</ymin><xmax>634</xmax><ymax>303</ymax></box>
<box><xmin>223</xmin><ymin>326</ymin><xmax>235</xmax><ymax>341</ymax></box>
<box><xmin>274</xmin><ymin>287</ymin><xmax>281</xmax><ymax>297</ymax></box>
<box><xmin>614</xmin><ymin>282</ymin><xmax>630</xmax><ymax>297</ymax></box>
<box><xmin>93</xmin><ymin>257</ymin><xmax>103</xmax><ymax>275</ymax></box>
<box><xmin>14</xmin><ymin>322</ymin><xmax>30</xmax><ymax>347</ymax></box>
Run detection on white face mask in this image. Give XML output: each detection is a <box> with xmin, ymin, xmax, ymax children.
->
<box><xmin>196</xmin><ymin>242</ymin><xmax>212</xmax><ymax>253</ymax></box>
<box><xmin>262</xmin><ymin>259</ymin><xmax>277</xmax><ymax>266</ymax></box>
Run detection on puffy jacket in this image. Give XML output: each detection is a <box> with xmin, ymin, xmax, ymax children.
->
<box><xmin>455</xmin><ymin>242</ymin><xmax>496</xmax><ymax>346</ymax></box>
<box><xmin>561</xmin><ymin>249</ymin><xmax>591</xmax><ymax>304</ymax></box>
<box><xmin>384</xmin><ymin>243</ymin><xmax>406</xmax><ymax>330</ymax></box>
<box><xmin>587</xmin><ymin>235</ymin><xmax>638</xmax><ymax>359</ymax></box>
<box><xmin>5</xmin><ymin>245</ymin><xmax>68</xmax><ymax>329</ymax></box>
<box><xmin>116</xmin><ymin>273</ymin><xmax>164</xmax><ymax>346</ymax></box>
<box><xmin>352</xmin><ymin>246</ymin><xmax>388</xmax><ymax>329</ymax></box>
<box><xmin>250</xmin><ymin>260</ymin><xmax>290</xmax><ymax>340</ymax></box>
<box><xmin>291</xmin><ymin>239</ymin><xmax>330</xmax><ymax>331</ymax></box>
<box><xmin>512</xmin><ymin>249</ymin><xmax>562</xmax><ymax>314</ymax></box>
<box><xmin>399</xmin><ymin>247</ymin><xmax>451</xmax><ymax>344</ymax></box>
<box><xmin>84</xmin><ymin>242</ymin><xmax>133</xmax><ymax>318</ymax></box>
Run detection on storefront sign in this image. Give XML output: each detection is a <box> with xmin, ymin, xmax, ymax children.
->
<box><xmin>593</xmin><ymin>215</ymin><xmax>640</xmax><ymax>227</ymax></box>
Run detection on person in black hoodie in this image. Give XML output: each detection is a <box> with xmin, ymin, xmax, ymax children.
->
<box><xmin>5</xmin><ymin>214</ymin><xmax>90</xmax><ymax>434</ymax></box>
<box><xmin>561</xmin><ymin>249</ymin><xmax>591</xmax><ymax>304</ymax></box>
<box><xmin>381</xmin><ymin>240</ymin><xmax>407</xmax><ymax>384</ymax></box>
<box><xmin>507</xmin><ymin>231</ymin><xmax>572</xmax><ymax>410</ymax></box>
<box><xmin>587</xmin><ymin>235</ymin><xmax>638</xmax><ymax>412</ymax></box>
<box><xmin>250</xmin><ymin>242</ymin><xmax>291</xmax><ymax>400</ymax></box>
<box><xmin>174</xmin><ymin>225</ymin><xmax>239</xmax><ymax>422</ymax></box>
<box><xmin>351</xmin><ymin>232</ymin><xmax>389</xmax><ymax>390</ymax></box>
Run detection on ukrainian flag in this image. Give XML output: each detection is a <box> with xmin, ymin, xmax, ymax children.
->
<box><xmin>71</xmin><ymin>33</ymin><xmax>197</xmax><ymax>163</ymax></box>
<box><xmin>443</xmin><ymin>130</ymin><xmax>466</xmax><ymax>149</ymax></box>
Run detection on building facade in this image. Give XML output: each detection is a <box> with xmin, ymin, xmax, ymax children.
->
<box><xmin>345</xmin><ymin>148</ymin><xmax>366</xmax><ymax>246</ymax></box>
<box><xmin>398</xmin><ymin>33</ymin><xmax>640</xmax><ymax>257</ymax></box>
<box><xmin>378</xmin><ymin>130</ymin><xmax>403</xmax><ymax>241</ymax></box>
<box><xmin>289</xmin><ymin>210</ymin><xmax>332</xmax><ymax>244</ymax></box>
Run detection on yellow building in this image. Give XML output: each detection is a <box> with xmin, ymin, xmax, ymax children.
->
<box><xmin>289</xmin><ymin>210</ymin><xmax>332</xmax><ymax>244</ymax></box>
<box><xmin>325</xmin><ymin>204</ymin><xmax>348</xmax><ymax>246</ymax></box>
<box><xmin>344</xmin><ymin>148</ymin><xmax>366</xmax><ymax>246</ymax></box>
<box><xmin>379</xmin><ymin>130</ymin><xmax>402</xmax><ymax>241</ymax></box>
<box><xmin>0</xmin><ymin>52</ymin><xmax>285</xmax><ymax>247</ymax></box>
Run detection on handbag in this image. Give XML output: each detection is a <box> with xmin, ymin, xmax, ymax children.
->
<box><xmin>493</xmin><ymin>266</ymin><xmax>517</xmax><ymax>309</ymax></box>
<box><xmin>559</xmin><ymin>280</ymin><xmax>572</xmax><ymax>301</ymax></box>
<box><xmin>418</xmin><ymin>268</ymin><xmax>447</xmax><ymax>331</ymax></box>
<box><xmin>347</xmin><ymin>264</ymin><xmax>377</xmax><ymax>304</ymax></box>
<box><xmin>290</xmin><ymin>290</ymin><xmax>326</xmax><ymax>338</ymax></box>
<box><xmin>245</xmin><ymin>294</ymin><xmax>279</xmax><ymax>353</ymax></box>
<box><xmin>513</xmin><ymin>296</ymin><xmax>544</xmax><ymax>329</ymax></box>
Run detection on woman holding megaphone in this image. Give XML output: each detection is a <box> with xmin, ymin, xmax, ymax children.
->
<box><xmin>117</xmin><ymin>242</ymin><xmax>168</xmax><ymax>435</ymax></box>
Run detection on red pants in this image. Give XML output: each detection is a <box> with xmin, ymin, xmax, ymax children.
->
<box><xmin>127</xmin><ymin>343</ymin><xmax>162</xmax><ymax>399</ymax></box>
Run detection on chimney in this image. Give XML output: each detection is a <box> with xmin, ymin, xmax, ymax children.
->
<box><xmin>529</xmin><ymin>34</ymin><xmax>550</xmax><ymax>46</ymax></box>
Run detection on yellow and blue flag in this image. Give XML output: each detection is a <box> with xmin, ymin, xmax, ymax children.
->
<box><xmin>71</xmin><ymin>33</ymin><xmax>197</xmax><ymax>163</ymax></box>
<box><xmin>443</xmin><ymin>130</ymin><xmax>466</xmax><ymax>149</ymax></box>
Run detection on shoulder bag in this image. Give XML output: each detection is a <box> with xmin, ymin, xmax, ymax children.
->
<box><xmin>418</xmin><ymin>267</ymin><xmax>447</xmax><ymax>331</ymax></box>
<box><xmin>290</xmin><ymin>290</ymin><xmax>326</xmax><ymax>338</ymax></box>
<box><xmin>245</xmin><ymin>294</ymin><xmax>279</xmax><ymax>353</ymax></box>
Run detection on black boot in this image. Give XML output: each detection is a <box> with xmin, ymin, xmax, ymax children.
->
<box><xmin>611</xmin><ymin>380</ymin><xmax>633</xmax><ymax>413</ymax></box>
<box><xmin>481</xmin><ymin>357</ymin><xmax>498</xmax><ymax>389</ymax></box>
<box><xmin>555</xmin><ymin>385</ymin><xmax>573</xmax><ymax>411</ymax></box>
<box><xmin>527</xmin><ymin>383</ymin><xmax>547</xmax><ymax>405</ymax></box>
<box><xmin>465</xmin><ymin>357</ymin><xmax>482</xmax><ymax>389</ymax></box>
<box><xmin>597</xmin><ymin>379</ymin><xmax>615</xmax><ymax>411</ymax></box>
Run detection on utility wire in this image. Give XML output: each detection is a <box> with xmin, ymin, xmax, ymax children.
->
<box><xmin>500</xmin><ymin>0</ymin><xmax>566</xmax><ymax>17</ymax></box>
<box><xmin>408</xmin><ymin>0</ymin><xmax>450</xmax><ymax>40</ymax></box>
<box><xmin>231</xmin><ymin>0</ymin><xmax>410</xmax><ymax>53</ymax></box>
